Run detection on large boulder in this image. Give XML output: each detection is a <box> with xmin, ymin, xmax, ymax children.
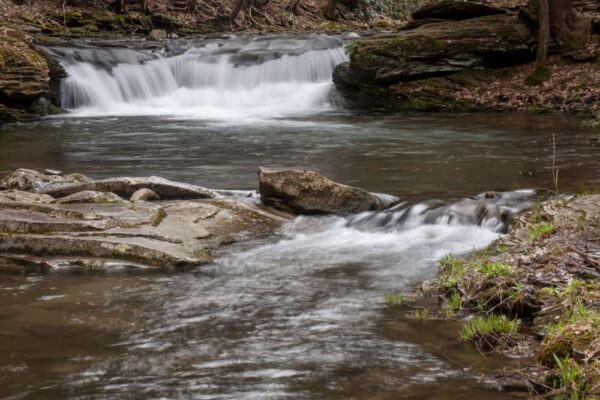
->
<box><xmin>258</xmin><ymin>167</ymin><xmax>390</xmax><ymax>214</ymax></box>
<box><xmin>334</xmin><ymin>14</ymin><xmax>535</xmax><ymax>89</ymax></box>
<box><xmin>0</xmin><ymin>26</ymin><xmax>54</xmax><ymax>121</ymax></box>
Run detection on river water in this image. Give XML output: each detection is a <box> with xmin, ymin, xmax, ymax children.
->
<box><xmin>0</xmin><ymin>34</ymin><xmax>599</xmax><ymax>399</ymax></box>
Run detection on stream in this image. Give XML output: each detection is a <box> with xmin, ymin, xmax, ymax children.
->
<box><xmin>0</xmin><ymin>33</ymin><xmax>599</xmax><ymax>399</ymax></box>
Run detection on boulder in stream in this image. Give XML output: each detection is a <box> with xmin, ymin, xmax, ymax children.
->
<box><xmin>258</xmin><ymin>167</ymin><xmax>389</xmax><ymax>214</ymax></box>
<box><xmin>130</xmin><ymin>188</ymin><xmax>161</xmax><ymax>202</ymax></box>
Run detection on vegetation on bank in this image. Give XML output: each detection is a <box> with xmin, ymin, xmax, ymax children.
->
<box><xmin>0</xmin><ymin>0</ymin><xmax>422</xmax><ymax>36</ymax></box>
<box><xmin>429</xmin><ymin>195</ymin><xmax>600</xmax><ymax>398</ymax></box>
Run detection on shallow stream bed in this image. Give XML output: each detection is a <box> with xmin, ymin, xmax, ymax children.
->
<box><xmin>0</xmin><ymin>34</ymin><xmax>599</xmax><ymax>399</ymax></box>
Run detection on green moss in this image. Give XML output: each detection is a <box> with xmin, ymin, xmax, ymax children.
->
<box><xmin>526</xmin><ymin>66</ymin><xmax>551</xmax><ymax>86</ymax></box>
<box><xmin>527</xmin><ymin>106</ymin><xmax>550</xmax><ymax>114</ymax></box>
<box><xmin>151</xmin><ymin>207</ymin><xmax>167</xmax><ymax>227</ymax></box>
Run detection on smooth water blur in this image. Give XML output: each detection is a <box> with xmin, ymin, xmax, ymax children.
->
<box><xmin>0</xmin><ymin>34</ymin><xmax>599</xmax><ymax>399</ymax></box>
<box><xmin>45</xmin><ymin>34</ymin><xmax>347</xmax><ymax>119</ymax></box>
<box><xmin>0</xmin><ymin>112</ymin><xmax>598</xmax><ymax>197</ymax></box>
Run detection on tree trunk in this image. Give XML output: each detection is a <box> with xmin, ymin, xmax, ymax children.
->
<box><xmin>325</xmin><ymin>0</ymin><xmax>337</xmax><ymax>20</ymax></box>
<box><xmin>113</xmin><ymin>0</ymin><xmax>124</xmax><ymax>13</ymax></box>
<box><xmin>536</xmin><ymin>0</ymin><xmax>550</xmax><ymax>67</ymax></box>
<box><xmin>140</xmin><ymin>0</ymin><xmax>148</xmax><ymax>13</ymax></box>
<box><xmin>230</xmin><ymin>0</ymin><xmax>246</xmax><ymax>24</ymax></box>
<box><xmin>549</xmin><ymin>0</ymin><xmax>575</xmax><ymax>45</ymax></box>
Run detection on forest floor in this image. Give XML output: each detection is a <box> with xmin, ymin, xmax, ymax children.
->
<box><xmin>0</xmin><ymin>0</ymin><xmax>416</xmax><ymax>35</ymax></box>
<box><xmin>414</xmin><ymin>194</ymin><xmax>600</xmax><ymax>398</ymax></box>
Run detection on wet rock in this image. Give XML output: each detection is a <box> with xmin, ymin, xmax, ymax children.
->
<box><xmin>130</xmin><ymin>188</ymin><xmax>161</xmax><ymax>203</ymax></box>
<box><xmin>411</xmin><ymin>0</ymin><xmax>507</xmax><ymax>21</ymax></box>
<box><xmin>258</xmin><ymin>167</ymin><xmax>386</xmax><ymax>214</ymax></box>
<box><xmin>54</xmin><ymin>190</ymin><xmax>124</xmax><ymax>204</ymax></box>
<box><xmin>0</xmin><ymin>197</ymin><xmax>283</xmax><ymax>270</ymax></box>
<box><xmin>148</xmin><ymin>29</ymin><xmax>167</xmax><ymax>40</ymax></box>
<box><xmin>0</xmin><ymin>190</ymin><xmax>54</xmax><ymax>204</ymax></box>
<box><xmin>420</xmin><ymin>279</ymin><xmax>438</xmax><ymax>294</ymax></box>
<box><xmin>0</xmin><ymin>26</ymin><xmax>54</xmax><ymax>122</ymax></box>
<box><xmin>0</xmin><ymin>168</ymin><xmax>92</xmax><ymax>192</ymax></box>
<box><xmin>42</xmin><ymin>176</ymin><xmax>215</xmax><ymax>200</ymax></box>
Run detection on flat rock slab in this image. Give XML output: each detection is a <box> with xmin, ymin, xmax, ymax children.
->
<box><xmin>0</xmin><ymin>198</ymin><xmax>282</xmax><ymax>271</ymax></box>
<box><xmin>43</xmin><ymin>176</ymin><xmax>215</xmax><ymax>200</ymax></box>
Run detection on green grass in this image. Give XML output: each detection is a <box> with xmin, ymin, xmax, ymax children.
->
<box><xmin>446</xmin><ymin>293</ymin><xmax>463</xmax><ymax>317</ymax></box>
<box><xmin>553</xmin><ymin>354</ymin><xmax>588</xmax><ymax>400</ymax></box>
<box><xmin>438</xmin><ymin>254</ymin><xmax>465</xmax><ymax>290</ymax></box>
<box><xmin>459</xmin><ymin>314</ymin><xmax>520</xmax><ymax>342</ymax></box>
<box><xmin>477</xmin><ymin>261</ymin><xmax>515</xmax><ymax>278</ymax></box>
<box><xmin>528</xmin><ymin>222</ymin><xmax>554</xmax><ymax>241</ymax></box>
<box><xmin>384</xmin><ymin>292</ymin><xmax>405</xmax><ymax>307</ymax></box>
<box><xmin>413</xmin><ymin>308</ymin><xmax>429</xmax><ymax>321</ymax></box>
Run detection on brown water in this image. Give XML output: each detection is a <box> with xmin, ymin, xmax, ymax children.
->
<box><xmin>0</xmin><ymin>39</ymin><xmax>599</xmax><ymax>398</ymax></box>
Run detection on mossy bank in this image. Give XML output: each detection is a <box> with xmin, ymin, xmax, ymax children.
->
<box><xmin>418</xmin><ymin>194</ymin><xmax>600</xmax><ymax>398</ymax></box>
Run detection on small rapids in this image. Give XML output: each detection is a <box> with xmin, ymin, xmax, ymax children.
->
<box><xmin>44</xmin><ymin>34</ymin><xmax>349</xmax><ymax>120</ymax></box>
<box><xmin>67</xmin><ymin>190</ymin><xmax>532</xmax><ymax>398</ymax></box>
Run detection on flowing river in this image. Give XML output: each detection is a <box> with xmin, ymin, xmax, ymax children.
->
<box><xmin>0</xmin><ymin>34</ymin><xmax>599</xmax><ymax>399</ymax></box>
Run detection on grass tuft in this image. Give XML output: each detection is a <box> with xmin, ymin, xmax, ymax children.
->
<box><xmin>460</xmin><ymin>314</ymin><xmax>520</xmax><ymax>349</ymax></box>
<box><xmin>384</xmin><ymin>292</ymin><xmax>405</xmax><ymax>307</ymax></box>
<box><xmin>528</xmin><ymin>222</ymin><xmax>554</xmax><ymax>241</ymax></box>
<box><xmin>413</xmin><ymin>308</ymin><xmax>429</xmax><ymax>321</ymax></box>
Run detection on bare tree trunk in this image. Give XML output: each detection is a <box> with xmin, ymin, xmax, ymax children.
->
<box><xmin>188</xmin><ymin>0</ymin><xmax>198</xmax><ymax>12</ymax></box>
<box><xmin>536</xmin><ymin>0</ymin><xmax>550</xmax><ymax>68</ymax></box>
<box><xmin>549</xmin><ymin>0</ymin><xmax>575</xmax><ymax>45</ymax></box>
<box><xmin>287</xmin><ymin>0</ymin><xmax>301</xmax><ymax>14</ymax></box>
<box><xmin>140</xmin><ymin>0</ymin><xmax>148</xmax><ymax>13</ymax></box>
<box><xmin>325</xmin><ymin>0</ymin><xmax>337</xmax><ymax>20</ymax></box>
<box><xmin>113</xmin><ymin>0</ymin><xmax>124</xmax><ymax>13</ymax></box>
<box><xmin>230</xmin><ymin>0</ymin><xmax>246</xmax><ymax>24</ymax></box>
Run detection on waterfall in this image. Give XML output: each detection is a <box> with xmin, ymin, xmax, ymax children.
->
<box><xmin>45</xmin><ymin>34</ymin><xmax>350</xmax><ymax>120</ymax></box>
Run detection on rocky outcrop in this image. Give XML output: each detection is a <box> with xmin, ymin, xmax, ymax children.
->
<box><xmin>336</xmin><ymin>13</ymin><xmax>534</xmax><ymax>88</ymax></box>
<box><xmin>54</xmin><ymin>190</ymin><xmax>124</xmax><ymax>204</ymax></box>
<box><xmin>334</xmin><ymin>3</ymin><xmax>537</xmax><ymax>111</ymax></box>
<box><xmin>0</xmin><ymin>169</ymin><xmax>283</xmax><ymax>271</ymax></box>
<box><xmin>410</xmin><ymin>1</ymin><xmax>507</xmax><ymax>21</ymax></box>
<box><xmin>42</xmin><ymin>176</ymin><xmax>216</xmax><ymax>200</ymax></box>
<box><xmin>258</xmin><ymin>167</ymin><xmax>390</xmax><ymax>214</ymax></box>
<box><xmin>0</xmin><ymin>26</ymin><xmax>56</xmax><ymax>122</ymax></box>
<box><xmin>0</xmin><ymin>168</ymin><xmax>92</xmax><ymax>192</ymax></box>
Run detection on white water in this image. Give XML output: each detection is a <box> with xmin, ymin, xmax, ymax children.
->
<box><xmin>48</xmin><ymin>35</ymin><xmax>349</xmax><ymax>120</ymax></box>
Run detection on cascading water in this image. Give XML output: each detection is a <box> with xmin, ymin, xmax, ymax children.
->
<box><xmin>45</xmin><ymin>34</ymin><xmax>350</xmax><ymax>120</ymax></box>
